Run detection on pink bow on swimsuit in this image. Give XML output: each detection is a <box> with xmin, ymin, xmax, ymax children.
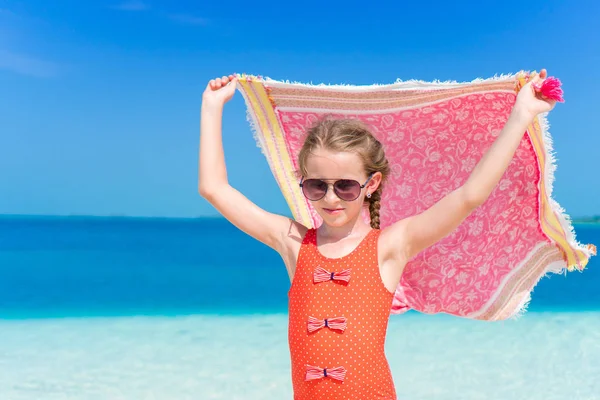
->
<box><xmin>307</xmin><ymin>316</ymin><xmax>347</xmax><ymax>333</ymax></box>
<box><xmin>313</xmin><ymin>267</ymin><xmax>351</xmax><ymax>283</ymax></box>
<box><xmin>305</xmin><ymin>365</ymin><xmax>347</xmax><ymax>382</ymax></box>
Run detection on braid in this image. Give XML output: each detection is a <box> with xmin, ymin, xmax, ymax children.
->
<box><xmin>368</xmin><ymin>188</ymin><xmax>382</xmax><ymax>229</ymax></box>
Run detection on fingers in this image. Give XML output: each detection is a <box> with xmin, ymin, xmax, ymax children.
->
<box><xmin>208</xmin><ymin>74</ymin><xmax>237</xmax><ymax>90</ymax></box>
<box><xmin>221</xmin><ymin>75</ymin><xmax>237</xmax><ymax>86</ymax></box>
<box><xmin>534</xmin><ymin>69</ymin><xmax>548</xmax><ymax>82</ymax></box>
<box><xmin>528</xmin><ymin>69</ymin><xmax>548</xmax><ymax>93</ymax></box>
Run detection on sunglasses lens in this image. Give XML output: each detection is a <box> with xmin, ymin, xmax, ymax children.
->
<box><xmin>302</xmin><ymin>179</ymin><xmax>328</xmax><ymax>200</ymax></box>
<box><xmin>334</xmin><ymin>180</ymin><xmax>361</xmax><ymax>201</ymax></box>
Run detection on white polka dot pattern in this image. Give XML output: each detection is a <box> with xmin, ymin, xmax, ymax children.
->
<box><xmin>288</xmin><ymin>229</ymin><xmax>397</xmax><ymax>400</ymax></box>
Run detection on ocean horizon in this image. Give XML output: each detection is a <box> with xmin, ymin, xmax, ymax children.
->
<box><xmin>1</xmin><ymin>215</ymin><xmax>598</xmax><ymax>399</ymax></box>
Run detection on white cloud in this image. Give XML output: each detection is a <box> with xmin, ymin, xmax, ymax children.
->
<box><xmin>0</xmin><ymin>50</ymin><xmax>59</xmax><ymax>78</ymax></box>
<box><xmin>0</xmin><ymin>8</ymin><xmax>17</xmax><ymax>16</ymax></box>
<box><xmin>0</xmin><ymin>8</ymin><xmax>62</xmax><ymax>78</ymax></box>
<box><xmin>112</xmin><ymin>1</ymin><xmax>149</xmax><ymax>11</ymax></box>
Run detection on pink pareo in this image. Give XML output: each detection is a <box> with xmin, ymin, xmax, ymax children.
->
<box><xmin>235</xmin><ymin>73</ymin><xmax>595</xmax><ymax>320</ymax></box>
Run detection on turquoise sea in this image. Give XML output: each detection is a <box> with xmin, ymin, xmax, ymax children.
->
<box><xmin>0</xmin><ymin>215</ymin><xmax>598</xmax><ymax>399</ymax></box>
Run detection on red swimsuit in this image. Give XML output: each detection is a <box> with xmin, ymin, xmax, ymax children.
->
<box><xmin>288</xmin><ymin>228</ymin><xmax>397</xmax><ymax>399</ymax></box>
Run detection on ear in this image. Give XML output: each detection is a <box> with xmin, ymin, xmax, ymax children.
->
<box><xmin>366</xmin><ymin>172</ymin><xmax>383</xmax><ymax>196</ymax></box>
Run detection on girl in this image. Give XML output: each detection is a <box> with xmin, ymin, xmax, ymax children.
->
<box><xmin>199</xmin><ymin>70</ymin><xmax>556</xmax><ymax>399</ymax></box>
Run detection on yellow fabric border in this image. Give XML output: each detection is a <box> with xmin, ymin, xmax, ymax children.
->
<box><xmin>527</xmin><ymin>117</ymin><xmax>587</xmax><ymax>270</ymax></box>
<box><xmin>238</xmin><ymin>77</ymin><xmax>314</xmax><ymax>227</ymax></box>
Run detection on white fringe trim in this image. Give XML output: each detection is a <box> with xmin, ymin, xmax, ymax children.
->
<box><xmin>466</xmin><ymin>243</ymin><xmax>553</xmax><ymax>320</ymax></box>
<box><xmin>236</xmin><ymin>72</ymin><xmax>518</xmax><ymax>92</ymax></box>
<box><xmin>537</xmin><ymin>113</ymin><xmax>595</xmax><ymax>263</ymax></box>
<box><xmin>508</xmin><ymin>259</ymin><xmax>567</xmax><ymax>320</ymax></box>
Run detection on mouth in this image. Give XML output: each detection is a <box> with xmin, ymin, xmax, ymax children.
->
<box><xmin>323</xmin><ymin>208</ymin><xmax>344</xmax><ymax>215</ymax></box>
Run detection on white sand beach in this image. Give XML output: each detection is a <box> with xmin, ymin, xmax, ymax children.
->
<box><xmin>1</xmin><ymin>311</ymin><xmax>599</xmax><ymax>400</ymax></box>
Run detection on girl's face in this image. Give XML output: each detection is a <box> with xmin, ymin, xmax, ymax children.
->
<box><xmin>303</xmin><ymin>147</ymin><xmax>381</xmax><ymax>228</ymax></box>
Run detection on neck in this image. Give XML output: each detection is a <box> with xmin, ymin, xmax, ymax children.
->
<box><xmin>318</xmin><ymin>212</ymin><xmax>372</xmax><ymax>241</ymax></box>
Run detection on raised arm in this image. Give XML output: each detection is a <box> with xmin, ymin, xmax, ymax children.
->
<box><xmin>199</xmin><ymin>75</ymin><xmax>305</xmax><ymax>260</ymax></box>
<box><xmin>382</xmin><ymin>69</ymin><xmax>557</xmax><ymax>261</ymax></box>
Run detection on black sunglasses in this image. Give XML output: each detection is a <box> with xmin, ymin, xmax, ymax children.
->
<box><xmin>299</xmin><ymin>174</ymin><xmax>373</xmax><ymax>202</ymax></box>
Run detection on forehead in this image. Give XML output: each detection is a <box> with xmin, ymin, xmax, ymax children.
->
<box><xmin>304</xmin><ymin>147</ymin><xmax>366</xmax><ymax>179</ymax></box>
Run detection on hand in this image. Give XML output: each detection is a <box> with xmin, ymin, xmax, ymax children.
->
<box><xmin>202</xmin><ymin>75</ymin><xmax>237</xmax><ymax>108</ymax></box>
<box><xmin>513</xmin><ymin>69</ymin><xmax>557</xmax><ymax>120</ymax></box>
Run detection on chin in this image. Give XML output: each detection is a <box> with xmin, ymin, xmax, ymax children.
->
<box><xmin>318</xmin><ymin>211</ymin><xmax>352</xmax><ymax>228</ymax></box>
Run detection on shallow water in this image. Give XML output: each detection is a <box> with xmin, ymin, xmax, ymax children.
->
<box><xmin>0</xmin><ymin>216</ymin><xmax>598</xmax><ymax>399</ymax></box>
<box><xmin>1</xmin><ymin>312</ymin><xmax>599</xmax><ymax>400</ymax></box>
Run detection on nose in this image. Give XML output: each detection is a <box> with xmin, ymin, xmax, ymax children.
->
<box><xmin>323</xmin><ymin>183</ymin><xmax>339</xmax><ymax>204</ymax></box>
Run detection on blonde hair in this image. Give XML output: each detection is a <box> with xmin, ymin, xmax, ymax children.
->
<box><xmin>298</xmin><ymin>117</ymin><xmax>390</xmax><ymax>229</ymax></box>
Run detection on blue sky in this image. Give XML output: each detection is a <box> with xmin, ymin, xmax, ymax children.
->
<box><xmin>0</xmin><ymin>0</ymin><xmax>598</xmax><ymax>218</ymax></box>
